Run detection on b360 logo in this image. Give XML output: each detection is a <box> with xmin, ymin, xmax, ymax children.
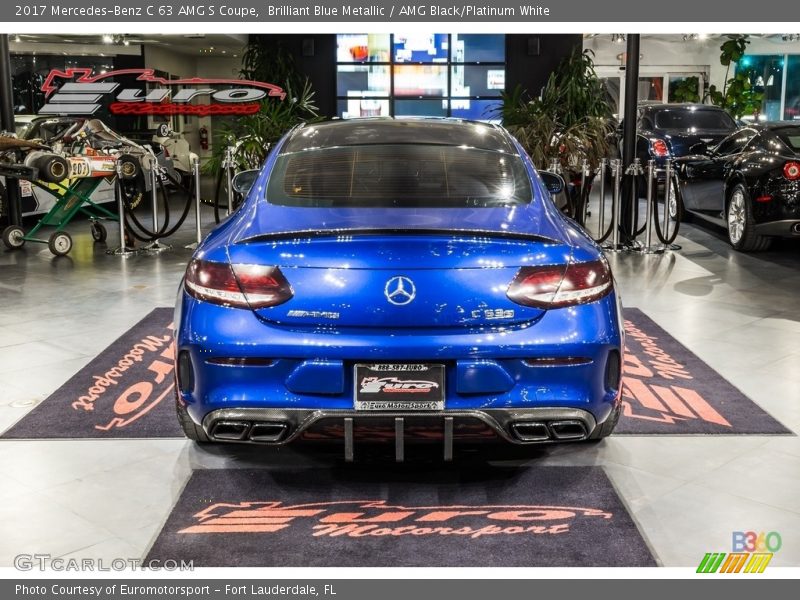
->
<box><xmin>732</xmin><ymin>530</ymin><xmax>782</xmax><ymax>554</ymax></box>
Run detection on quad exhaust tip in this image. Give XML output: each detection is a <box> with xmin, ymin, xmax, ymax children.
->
<box><xmin>511</xmin><ymin>422</ymin><xmax>550</xmax><ymax>442</ymax></box>
<box><xmin>549</xmin><ymin>420</ymin><xmax>588</xmax><ymax>440</ymax></box>
<box><xmin>511</xmin><ymin>420</ymin><xmax>588</xmax><ymax>442</ymax></box>
<box><xmin>210</xmin><ymin>420</ymin><xmax>288</xmax><ymax>443</ymax></box>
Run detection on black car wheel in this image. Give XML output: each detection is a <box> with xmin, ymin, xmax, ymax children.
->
<box><xmin>667</xmin><ymin>177</ymin><xmax>687</xmax><ymax>222</ymax></box>
<box><xmin>176</xmin><ymin>393</ymin><xmax>210</xmax><ymax>442</ymax></box>
<box><xmin>586</xmin><ymin>402</ymin><xmax>621</xmax><ymax>442</ymax></box>
<box><xmin>727</xmin><ymin>184</ymin><xmax>772</xmax><ymax>252</ymax></box>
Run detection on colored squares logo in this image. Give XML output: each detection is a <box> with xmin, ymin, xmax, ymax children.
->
<box><xmin>697</xmin><ymin>552</ymin><xmax>773</xmax><ymax>573</ymax></box>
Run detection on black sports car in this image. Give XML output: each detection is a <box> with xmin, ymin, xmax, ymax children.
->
<box><xmin>671</xmin><ymin>122</ymin><xmax>800</xmax><ymax>251</ymax></box>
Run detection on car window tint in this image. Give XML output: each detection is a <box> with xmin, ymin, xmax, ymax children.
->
<box><xmin>714</xmin><ymin>129</ymin><xmax>757</xmax><ymax>156</ymax></box>
<box><xmin>654</xmin><ymin>109</ymin><xmax>737</xmax><ymax>131</ymax></box>
<box><xmin>772</xmin><ymin>127</ymin><xmax>800</xmax><ymax>153</ymax></box>
<box><xmin>267</xmin><ymin>145</ymin><xmax>532</xmax><ymax>208</ymax></box>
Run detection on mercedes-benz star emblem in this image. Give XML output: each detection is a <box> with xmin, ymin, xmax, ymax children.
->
<box><xmin>384</xmin><ymin>276</ymin><xmax>416</xmax><ymax>306</ymax></box>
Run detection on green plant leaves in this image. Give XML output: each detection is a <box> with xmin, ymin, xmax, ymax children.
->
<box><xmin>492</xmin><ymin>48</ymin><xmax>613</xmax><ymax>171</ymax></box>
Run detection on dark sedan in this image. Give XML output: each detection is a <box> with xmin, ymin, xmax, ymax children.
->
<box><xmin>671</xmin><ymin>123</ymin><xmax>800</xmax><ymax>251</ymax></box>
<box><xmin>620</xmin><ymin>103</ymin><xmax>739</xmax><ymax>171</ymax></box>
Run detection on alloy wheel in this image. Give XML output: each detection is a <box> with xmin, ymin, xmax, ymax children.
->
<box><xmin>668</xmin><ymin>180</ymin><xmax>678</xmax><ymax>219</ymax></box>
<box><xmin>728</xmin><ymin>190</ymin><xmax>746</xmax><ymax>244</ymax></box>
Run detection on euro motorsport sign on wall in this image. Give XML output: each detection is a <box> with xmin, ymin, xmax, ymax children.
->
<box><xmin>39</xmin><ymin>68</ymin><xmax>286</xmax><ymax>116</ymax></box>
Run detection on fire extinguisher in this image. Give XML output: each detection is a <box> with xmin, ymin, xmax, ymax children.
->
<box><xmin>199</xmin><ymin>126</ymin><xmax>209</xmax><ymax>151</ymax></box>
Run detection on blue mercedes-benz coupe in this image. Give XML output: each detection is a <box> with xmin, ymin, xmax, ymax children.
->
<box><xmin>174</xmin><ymin>118</ymin><xmax>623</xmax><ymax>459</ymax></box>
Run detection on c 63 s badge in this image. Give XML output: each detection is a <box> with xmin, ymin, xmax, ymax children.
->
<box><xmin>471</xmin><ymin>308</ymin><xmax>515</xmax><ymax>320</ymax></box>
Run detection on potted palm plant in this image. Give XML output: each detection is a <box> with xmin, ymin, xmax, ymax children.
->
<box><xmin>494</xmin><ymin>48</ymin><xmax>614</xmax><ymax>217</ymax></box>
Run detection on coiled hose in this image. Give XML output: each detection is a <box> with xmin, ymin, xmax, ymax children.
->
<box><xmin>121</xmin><ymin>168</ymin><xmax>195</xmax><ymax>242</ymax></box>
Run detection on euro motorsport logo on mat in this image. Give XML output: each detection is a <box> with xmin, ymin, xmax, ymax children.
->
<box><xmin>178</xmin><ymin>500</ymin><xmax>613</xmax><ymax>538</ymax></box>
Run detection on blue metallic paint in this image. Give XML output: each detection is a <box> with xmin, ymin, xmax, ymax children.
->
<box><xmin>175</xmin><ymin>119</ymin><xmax>623</xmax><ymax>443</ymax></box>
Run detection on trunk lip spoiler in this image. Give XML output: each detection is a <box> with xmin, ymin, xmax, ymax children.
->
<box><xmin>235</xmin><ymin>228</ymin><xmax>561</xmax><ymax>245</ymax></box>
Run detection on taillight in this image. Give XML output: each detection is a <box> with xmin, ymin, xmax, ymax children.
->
<box><xmin>184</xmin><ymin>259</ymin><xmax>293</xmax><ymax>309</ymax></box>
<box><xmin>507</xmin><ymin>260</ymin><xmax>613</xmax><ymax>308</ymax></box>
<box><xmin>783</xmin><ymin>161</ymin><xmax>800</xmax><ymax>180</ymax></box>
<box><xmin>651</xmin><ymin>139</ymin><xmax>670</xmax><ymax>157</ymax></box>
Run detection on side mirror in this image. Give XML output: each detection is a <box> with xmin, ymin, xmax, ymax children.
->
<box><xmin>689</xmin><ymin>142</ymin><xmax>709</xmax><ymax>155</ymax></box>
<box><xmin>539</xmin><ymin>171</ymin><xmax>566</xmax><ymax>196</ymax></box>
<box><xmin>231</xmin><ymin>169</ymin><xmax>259</xmax><ymax>196</ymax></box>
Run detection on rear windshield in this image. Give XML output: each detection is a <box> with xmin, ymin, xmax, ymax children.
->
<box><xmin>654</xmin><ymin>110</ymin><xmax>736</xmax><ymax>131</ymax></box>
<box><xmin>774</xmin><ymin>128</ymin><xmax>800</xmax><ymax>153</ymax></box>
<box><xmin>266</xmin><ymin>144</ymin><xmax>532</xmax><ymax>208</ymax></box>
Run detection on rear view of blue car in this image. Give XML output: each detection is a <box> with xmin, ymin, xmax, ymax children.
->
<box><xmin>174</xmin><ymin>118</ymin><xmax>624</xmax><ymax>459</ymax></box>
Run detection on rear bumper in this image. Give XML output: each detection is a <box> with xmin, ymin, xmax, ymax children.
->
<box><xmin>175</xmin><ymin>288</ymin><xmax>624</xmax><ymax>438</ymax></box>
<box><xmin>200</xmin><ymin>407</ymin><xmax>606</xmax><ymax>459</ymax></box>
<box><xmin>754</xmin><ymin>219</ymin><xmax>800</xmax><ymax>237</ymax></box>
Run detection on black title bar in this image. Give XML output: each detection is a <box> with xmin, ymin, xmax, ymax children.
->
<box><xmin>1</xmin><ymin>1</ymin><xmax>796</xmax><ymax>22</ymax></box>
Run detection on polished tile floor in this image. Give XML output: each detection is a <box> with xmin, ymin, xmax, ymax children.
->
<box><xmin>0</xmin><ymin>207</ymin><xmax>798</xmax><ymax>568</ymax></box>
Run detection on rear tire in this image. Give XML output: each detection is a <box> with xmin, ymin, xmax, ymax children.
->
<box><xmin>587</xmin><ymin>402</ymin><xmax>621</xmax><ymax>441</ymax></box>
<box><xmin>176</xmin><ymin>395</ymin><xmax>210</xmax><ymax>442</ymax></box>
<box><xmin>727</xmin><ymin>184</ymin><xmax>773</xmax><ymax>252</ymax></box>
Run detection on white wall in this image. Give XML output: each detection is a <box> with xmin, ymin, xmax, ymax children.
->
<box><xmin>142</xmin><ymin>46</ymin><xmax>241</xmax><ymax>162</ymax></box>
<box><xmin>585</xmin><ymin>34</ymin><xmax>800</xmax><ymax>104</ymax></box>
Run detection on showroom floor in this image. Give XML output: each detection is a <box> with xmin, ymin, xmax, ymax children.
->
<box><xmin>0</xmin><ymin>207</ymin><xmax>798</xmax><ymax>568</ymax></box>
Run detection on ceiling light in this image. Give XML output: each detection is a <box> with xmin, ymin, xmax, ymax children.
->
<box><xmin>612</xmin><ymin>34</ymin><xmax>626</xmax><ymax>44</ymax></box>
<box><xmin>102</xmin><ymin>34</ymin><xmax>113</xmax><ymax>44</ymax></box>
<box><xmin>13</xmin><ymin>35</ymin><xmax>21</xmax><ymax>43</ymax></box>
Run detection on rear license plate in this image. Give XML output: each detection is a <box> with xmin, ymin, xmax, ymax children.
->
<box><xmin>354</xmin><ymin>363</ymin><xmax>445</xmax><ymax>411</ymax></box>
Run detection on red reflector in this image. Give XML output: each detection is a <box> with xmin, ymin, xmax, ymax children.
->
<box><xmin>651</xmin><ymin>139</ymin><xmax>670</xmax><ymax>157</ymax></box>
<box><xmin>184</xmin><ymin>259</ymin><xmax>293</xmax><ymax>309</ymax></box>
<box><xmin>755</xmin><ymin>195</ymin><xmax>773</xmax><ymax>203</ymax></box>
<box><xmin>507</xmin><ymin>260</ymin><xmax>613</xmax><ymax>309</ymax></box>
<box><xmin>206</xmin><ymin>357</ymin><xmax>275</xmax><ymax>366</ymax></box>
<box><xmin>784</xmin><ymin>161</ymin><xmax>800</xmax><ymax>180</ymax></box>
<box><xmin>523</xmin><ymin>357</ymin><xmax>593</xmax><ymax>367</ymax></box>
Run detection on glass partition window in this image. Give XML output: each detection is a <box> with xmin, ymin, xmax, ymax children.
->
<box><xmin>784</xmin><ymin>56</ymin><xmax>800</xmax><ymax>121</ymax></box>
<box><xmin>336</xmin><ymin>34</ymin><xmax>505</xmax><ymax>121</ymax></box>
<box><xmin>735</xmin><ymin>55</ymin><xmax>784</xmax><ymax>122</ymax></box>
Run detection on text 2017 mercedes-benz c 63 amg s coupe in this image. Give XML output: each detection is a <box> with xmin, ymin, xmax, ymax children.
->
<box><xmin>174</xmin><ymin>118</ymin><xmax>624</xmax><ymax>459</ymax></box>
